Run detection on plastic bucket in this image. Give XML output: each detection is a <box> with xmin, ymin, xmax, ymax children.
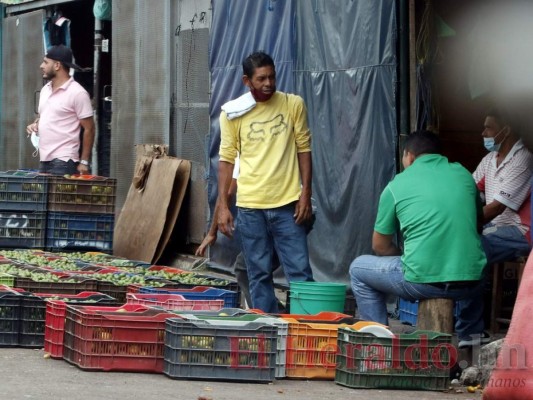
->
<box><xmin>289</xmin><ymin>281</ymin><xmax>346</xmax><ymax>314</ymax></box>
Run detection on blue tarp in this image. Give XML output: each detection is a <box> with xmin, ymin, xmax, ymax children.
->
<box><xmin>208</xmin><ymin>0</ymin><xmax>398</xmax><ymax>285</ymax></box>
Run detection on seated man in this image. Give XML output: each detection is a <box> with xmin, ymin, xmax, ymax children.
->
<box><xmin>474</xmin><ymin>107</ymin><xmax>533</xmax><ymax>264</ymax></box>
<box><xmin>453</xmin><ymin>108</ymin><xmax>533</xmax><ymax>347</ymax></box>
<box><xmin>349</xmin><ymin>131</ymin><xmax>487</xmax><ymax>345</ymax></box>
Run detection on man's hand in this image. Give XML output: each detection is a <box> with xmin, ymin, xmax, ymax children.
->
<box><xmin>77</xmin><ymin>163</ymin><xmax>90</xmax><ymax>174</ymax></box>
<box><xmin>294</xmin><ymin>193</ymin><xmax>312</xmax><ymax>225</ymax></box>
<box><xmin>195</xmin><ymin>232</ymin><xmax>217</xmax><ymax>257</ymax></box>
<box><xmin>26</xmin><ymin>121</ymin><xmax>38</xmax><ymax>135</ymax></box>
<box><xmin>217</xmin><ymin>206</ymin><xmax>235</xmax><ymax>237</ymax></box>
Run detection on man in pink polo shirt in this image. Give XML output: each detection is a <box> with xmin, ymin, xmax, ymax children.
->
<box><xmin>26</xmin><ymin>45</ymin><xmax>94</xmax><ymax>175</ymax></box>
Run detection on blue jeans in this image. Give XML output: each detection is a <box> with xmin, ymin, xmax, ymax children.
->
<box><xmin>454</xmin><ymin>224</ymin><xmax>531</xmax><ymax>337</ymax></box>
<box><xmin>481</xmin><ymin>224</ymin><xmax>530</xmax><ymax>265</ymax></box>
<box><xmin>349</xmin><ymin>255</ymin><xmax>484</xmax><ymax>340</ymax></box>
<box><xmin>40</xmin><ymin>159</ymin><xmax>78</xmax><ymax>175</ymax></box>
<box><xmin>237</xmin><ymin>203</ymin><xmax>314</xmax><ymax>312</ymax></box>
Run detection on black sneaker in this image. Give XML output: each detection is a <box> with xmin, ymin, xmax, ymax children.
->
<box><xmin>458</xmin><ymin>331</ymin><xmax>491</xmax><ymax>348</ymax></box>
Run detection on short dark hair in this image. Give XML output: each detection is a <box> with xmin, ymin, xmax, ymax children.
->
<box><xmin>486</xmin><ymin>106</ymin><xmax>515</xmax><ymax>132</ymax></box>
<box><xmin>242</xmin><ymin>51</ymin><xmax>275</xmax><ymax>78</ymax></box>
<box><xmin>403</xmin><ymin>130</ymin><xmax>442</xmax><ymax>156</ymax></box>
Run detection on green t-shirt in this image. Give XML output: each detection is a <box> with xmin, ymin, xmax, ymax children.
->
<box><xmin>375</xmin><ymin>154</ymin><xmax>486</xmax><ymax>283</ymax></box>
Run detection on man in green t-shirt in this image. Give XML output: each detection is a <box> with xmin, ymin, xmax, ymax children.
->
<box><xmin>349</xmin><ymin>131</ymin><xmax>488</xmax><ymax>344</ymax></box>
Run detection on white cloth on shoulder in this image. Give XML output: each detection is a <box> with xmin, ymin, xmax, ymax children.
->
<box><xmin>221</xmin><ymin>92</ymin><xmax>256</xmax><ymax>120</ymax></box>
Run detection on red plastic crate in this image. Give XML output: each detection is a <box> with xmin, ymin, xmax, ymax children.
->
<box><xmin>62</xmin><ymin>304</ymin><xmax>177</xmax><ymax>372</ymax></box>
<box><xmin>41</xmin><ymin>291</ymin><xmax>117</xmax><ymax>358</ymax></box>
<box><xmin>126</xmin><ymin>293</ymin><xmax>223</xmax><ymax>311</ymax></box>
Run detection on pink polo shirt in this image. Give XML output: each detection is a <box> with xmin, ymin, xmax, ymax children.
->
<box><xmin>37</xmin><ymin>77</ymin><xmax>93</xmax><ymax>162</ymax></box>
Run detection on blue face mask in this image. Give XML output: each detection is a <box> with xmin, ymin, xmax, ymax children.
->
<box><xmin>483</xmin><ymin>137</ymin><xmax>501</xmax><ymax>152</ymax></box>
<box><xmin>483</xmin><ymin>127</ymin><xmax>506</xmax><ymax>152</ymax></box>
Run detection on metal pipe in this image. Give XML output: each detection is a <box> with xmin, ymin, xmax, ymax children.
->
<box><xmin>92</xmin><ymin>17</ymin><xmax>102</xmax><ymax>174</ymax></box>
<box><xmin>398</xmin><ymin>0</ymin><xmax>411</xmax><ymax>137</ymax></box>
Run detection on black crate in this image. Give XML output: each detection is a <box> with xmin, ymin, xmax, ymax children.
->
<box><xmin>46</xmin><ymin>212</ymin><xmax>114</xmax><ymax>252</ymax></box>
<box><xmin>14</xmin><ymin>277</ymin><xmax>98</xmax><ymax>295</ymax></box>
<box><xmin>19</xmin><ymin>296</ymin><xmax>46</xmax><ymax>347</ymax></box>
<box><xmin>47</xmin><ymin>176</ymin><xmax>116</xmax><ymax>214</ymax></box>
<box><xmin>164</xmin><ymin>318</ymin><xmax>278</xmax><ymax>382</ymax></box>
<box><xmin>0</xmin><ymin>292</ymin><xmax>22</xmax><ymax>347</ymax></box>
<box><xmin>0</xmin><ymin>211</ymin><xmax>47</xmax><ymax>249</ymax></box>
<box><xmin>0</xmin><ymin>172</ymin><xmax>48</xmax><ymax>211</ymax></box>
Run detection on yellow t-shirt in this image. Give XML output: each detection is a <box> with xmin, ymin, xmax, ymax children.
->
<box><xmin>219</xmin><ymin>91</ymin><xmax>311</xmax><ymax>209</ymax></box>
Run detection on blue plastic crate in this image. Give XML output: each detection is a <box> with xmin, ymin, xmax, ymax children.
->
<box><xmin>0</xmin><ymin>172</ymin><xmax>48</xmax><ymax>211</ymax></box>
<box><xmin>398</xmin><ymin>298</ymin><xmax>459</xmax><ymax>326</ymax></box>
<box><xmin>139</xmin><ymin>286</ymin><xmax>238</xmax><ymax>308</ymax></box>
<box><xmin>46</xmin><ymin>212</ymin><xmax>114</xmax><ymax>252</ymax></box>
<box><xmin>0</xmin><ymin>211</ymin><xmax>47</xmax><ymax>249</ymax></box>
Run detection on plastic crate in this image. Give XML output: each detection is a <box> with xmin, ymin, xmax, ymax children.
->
<box><xmin>283</xmin><ymin>320</ymin><xmax>362</xmax><ymax>379</ymax></box>
<box><xmin>14</xmin><ymin>276</ymin><xmax>98</xmax><ymax>295</ymax></box>
<box><xmin>46</xmin><ymin>212</ymin><xmax>114</xmax><ymax>252</ymax></box>
<box><xmin>126</xmin><ymin>293</ymin><xmax>224</xmax><ymax>311</ymax></box>
<box><xmin>47</xmin><ymin>176</ymin><xmax>116</xmax><ymax>214</ymax></box>
<box><xmin>335</xmin><ymin>328</ymin><xmax>452</xmax><ymax>391</ymax></box>
<box><xmin>19</xmin><ymin>295</ymin><xmax>47</xmax><ymax>347</ymax></box>
<box><xmin>0</xmin><ymin>172</ymin><xmax>48</xmax><ymax>211</ymax></box>
<box><xmin>398</xmin><ymin>298</ymin><xmax>460</xmax><ymax>326</ymax></box>
<box><xmin>96</xmin><ymin>281</ymin><xmax>132</xmax><ymax>304</ymax></box>
<box><xmin>141</xmin><ymin>271</ymin><xmax>241</xmax><ymax>306</ymax></box>
<box><xmin>0</xmin><ymin>211</ymin><xmax>47</xmax><ymax>249</ymax></box>
<box><xmin>139</xmin><ymin>286</ymin><xmax>238</xmax><ymax>308</ymax></box>
<box><xmin>179</xmin><ymin>313</ymin><xmax>288</xmax><ymax>378</ymax></box>
<box><xmin>42</xmin><ymin>292</ymin><xmax>117</xmax><ymax>358</ymax></box>
<box><xmin>164</xmin><ymin>318</ymin><xmax>278</xmax><ymax>382</ymax></box>
<box><xmin>266</xmin><ymin>311</ymin><xmax>356</xmax><ymax>325</ymax></box>
<box><xmin>63</xmin><ymin>304</ymin><xmax>177</xmax><ymax>372</ymax></box>
<box><xmin>0</xmin><ymin>291</ymin><xmax>23</xmax><ymax>346</ymax></box>
<box><xmin>0</xmin><ymin>274</ymin><xmax>15</xmax><ymax>287</ymax></box>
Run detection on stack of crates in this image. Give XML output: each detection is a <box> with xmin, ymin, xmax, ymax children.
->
<box><xmin>46</xmin><ymin>175</ymin><xmax>116</xmax><ymax>252</ymax></box>
<box><xmin>0</xmin><ymin>171</ymin><xmax>48</xmax><ymax>249</ymax></box>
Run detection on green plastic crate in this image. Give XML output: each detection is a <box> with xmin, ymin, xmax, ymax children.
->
<box><xmin>335</xmin><ymin>328</ymin><xmax>452</xmax><ymax>391</ymax></box>
<box><xmin>0</xmin><ymin>274</ymin><xmax>14</xmax><ymax>287</ymax></box>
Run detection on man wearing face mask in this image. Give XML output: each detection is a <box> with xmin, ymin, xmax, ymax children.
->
<box><xmin>454</xmin><ymin>107</ymin><xmax>533</xmax><ymax>348</ymax></box>
<box><xmin>216</xmin><ymin>51</ymin><xmax>314</xmax><ymax>313</ymax></box>
<box><xmin>474</xmin><ymin>107</ymin><xmax>533</xmax><ymax>264</ymax></box>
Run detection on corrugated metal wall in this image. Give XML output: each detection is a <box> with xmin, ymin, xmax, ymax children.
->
<box><xmin>111</xmin><ymin>0</ymin><xmax>171</xmax><ymax>209</ymax></box>
<box><xmin>111</xmin><ymin>0</ymin><xmax>211</xmax><ymax>239</ymax></box>
<box><xmin>0</xmin><ymin>10</ymin><xmax>44</xmax><ymax>171</ymax></box>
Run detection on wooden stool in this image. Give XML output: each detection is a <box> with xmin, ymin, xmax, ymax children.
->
<box><xmin>417</xmin><ymin>298</ymin><xmax>454</xmax><ymax>333</ymax></box>
<box><xmin>490</xmin><ymin>257</ymin><xmax>526</xmax><ymax>333</ymax></box>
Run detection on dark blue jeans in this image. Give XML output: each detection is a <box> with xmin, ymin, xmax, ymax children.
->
<box><xmin>39</xmin><ymin>159</ymin><xmax>78</xmax><ymax>175</ymax></box>
<box><xmin>237</xmin><ymin>203</ymin><xmax>314</xmax><ymax>312</ymax></box>
<box><xmin>349</xmin><ymin>255</ymin><xmax>484</xmax><ymax>340</ymax></box>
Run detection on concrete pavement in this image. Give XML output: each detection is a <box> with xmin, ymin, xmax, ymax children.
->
<box><xmin>0</xmin><ymin>348</ymin><xmax>482</xmax><ymax>400</ymax></box>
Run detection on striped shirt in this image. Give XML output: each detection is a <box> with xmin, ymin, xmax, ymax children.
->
<box><xmin>473</xmin><ymin>140</ymin><xmax>533</xmax><ymax>238</ymax></box>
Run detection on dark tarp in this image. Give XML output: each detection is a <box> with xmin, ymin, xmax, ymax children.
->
<box><xmin>208</xmin><ymin>0</ymin><xmax>398</xmax><ymax>285</ymax></box>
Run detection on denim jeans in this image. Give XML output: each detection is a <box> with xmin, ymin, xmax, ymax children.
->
<box><xmin>454</xmin><ymin>224</ymin><xmax>531</xmax><ymax>338</ymax></box>
<box><xmin>39</xmin><ymin>159</ymin><xmax>78</xmax><ymax>175</ymax></box>
<box><xmin>237</xmin><ymin>203</ymin><xmax>313</xmax><ymax>312</ymax></box>
<box><xmin>349</xmin><ymin>255</ymin><xmax>484</xmax><ymax>340</ymax></box>
<box><xmin>481</xmin><ymin>224</ymin><xmax>531</xmax><ymax>265</ymax></box>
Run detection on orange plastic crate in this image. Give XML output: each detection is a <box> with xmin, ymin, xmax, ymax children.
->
<box><xmin>62</xmin><ymin>304</ymin><xmax>177</xmax><ymax>372</ymax></box>
<box><xmin>126</xmin><ymin>293</ymin><xmax>223</xmax><ymax>311</ymax></box>
<box><xmin>284</xmin><ymin>320</ymin><xmax>361</xmax><ymax>379</ymax></box>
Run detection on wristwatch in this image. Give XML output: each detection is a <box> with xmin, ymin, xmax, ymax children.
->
<box><xmin>80</xmin><ymin>160</ymin><xmax>90</xmax><ymax>166</ymax></box>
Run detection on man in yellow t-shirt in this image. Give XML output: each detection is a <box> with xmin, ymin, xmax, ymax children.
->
<box><xmin>216</xmin><ymin>51</ymin><xmax>314</xmax><ymax>312</ymax></box>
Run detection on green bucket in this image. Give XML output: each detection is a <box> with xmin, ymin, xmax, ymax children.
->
<box><xmin>289</xmin><ymin>281</ymin><xmax>346</xmax><ymax>314</ymax></box>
